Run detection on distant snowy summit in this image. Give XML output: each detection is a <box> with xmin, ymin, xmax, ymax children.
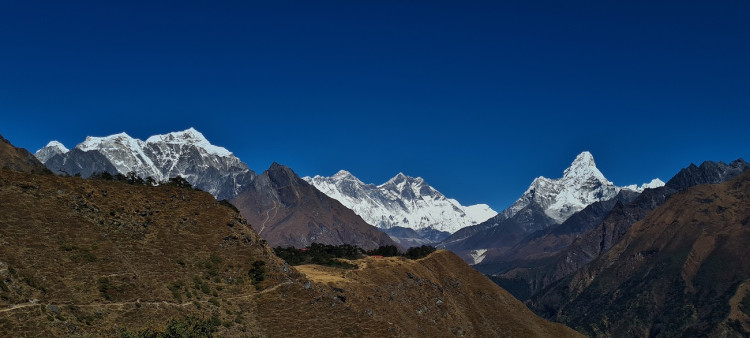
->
<box><xmin>34</xmin><ymin>141</ymin><xmax>69</xmax><ymax>163</ymax></box>
<box><xmin>303</xmin><ymin>170</ymin><xmax>497</xmax><ymax>234</ymax></box>
<box><xmin>500</xmin><ymin>151</ymin><xmax>664</xmax><ymax>224</ymax></box>
<box><xmin>34</xmin><ymin>128</ymin><xmax>255</xmax><ymax>200</ymax></box>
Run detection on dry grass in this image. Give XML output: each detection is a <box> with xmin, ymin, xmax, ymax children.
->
<box><xmin>0</xmin><ymin>169</ymin><xmax>580</xmax><ymax>337</ymax></box>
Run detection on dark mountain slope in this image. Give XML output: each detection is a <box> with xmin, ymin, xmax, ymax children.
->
<box><xmin>492</xmin><ymin>160</ymin><xmax>749</xmax><ymax>299</ymax></box>
<box><xmin>0</xmin><ymin>134</ymin><xmax>49</xmax><ymax>174</ymax></box>
<box><xmin>231</xmin><ymin>163</ymin><xmax>398</xmax><ymax>250</ymax></box>
<box><xmin>530</xmin><ymin>170</ymin><xmax>750</xmax><ymax>337</ymax></box>
<box><xmin>44</xmin><ymin>148</ymin><xmax>119</xmax><ymax>178</ymax></box>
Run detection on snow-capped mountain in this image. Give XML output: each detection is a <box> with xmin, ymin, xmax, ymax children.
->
<box><xmin>303</xmin><ymin>170</ymin><xmax>497</xmax><ymax>234</ymax></box>
<box><xmin>35</xmin><ymin>128</ymin><xmax>255</xmax><ymax>200</ymax></box>
<box><xmin>34</xmin><ymin>141</ymin><xmax>69</xmax><ymax>163</ymax></box>
<box><xmin>499</xmin><ymin>151</ymin><xmax>664</xmax><ymax>223</ymax></box>
<box><xmin>440</xmin><ymin>151</ymin><xmax>665</xmax><ymax>264</ymax></box>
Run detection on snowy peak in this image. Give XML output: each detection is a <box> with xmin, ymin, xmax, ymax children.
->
<box><xmin>72</xmin><ymin>132</ymin><xmax>161</xmax><ymax>179</ymax></box>
<box><xmin>562</xmin><ymin>151</ymin><xmax>608</xmax><ymax>182</ymax></box>
<box><xmin>34</xmin><ymin>141</ymin><xmax>69</xmax><ymax>163</ymax></box>
<box><xmin>331</xmin><ymin>169</ymin><xmax>360</xmax><ymax>181</ymax></box>
<box><xmin>304</xmin><ymin>170</ymin><xmax>497</xmax><ymax>234</ymax></box>
<box><xmin>379</xmin><ymin>172</ymin><xmax>409</xmax><ymax>189</ymax></box>
<box><xmin>502</xmin><ymin>151</ymin><xmax>661</xmax><ymax>224</ymax></box>
<box><xmin>36</xmin><ymin>128</ymin><xmax>254</xmax><ymax>200</ymax></box>
<box><xmin>333</xmin><ymin>169</ymin><xmax>353</xmax><ymax>177</ymax></box>
<box><xmin>43</xmin><ymin>141</ymin><xmax>69</xmax><ymax>153</ymax></box>
<box><xmin>386</xmin><ymin>172</ymin><xmax>408</xmax><ymax>183</ymax></box>
<box><xmin>377</xmin><ymin>173</ymin><xmax>440</xmax><ymax>202</ymax></box>
<box><xmin>77</xmin><ymin>132</ymin><xmax>139</xmax><ymax>152</ymax></box>
<box><xmin>145</xmin><ymin>127</ymin><xmax>232</xmax><ymax>157</ymax></box>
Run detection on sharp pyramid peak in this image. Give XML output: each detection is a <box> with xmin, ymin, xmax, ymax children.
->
<box><xmin>562</xmin><ymin>151</ymin><xmax>608</xmax><ymax>181</ymax></box>
<box><xmin>572</xmin><ymin>151</ymin><xmax>596</xmax><ymax>167</ymax></box>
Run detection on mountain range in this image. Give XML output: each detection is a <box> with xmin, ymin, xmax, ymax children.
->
<box><xmin>481</xmin><ymin>158</ymin><xmax>750</xmax><ymax>300</ymax></box>
<box><xmin>35</xmin><ymin>129</ymin><xmax>494</xmax><ymax>249</ymax></box>
<box><xmin>8</xmin><ymin>125</ymin><xmax>750</xmax><ymax>337</ymax></box>
<box><xmin>0</xmin><ymin>133</ymin><xmax>581</xmax><ymax>337</ymax></box>
<box><xmin>231</xmin><ymin>163</ymin><xmax>398</xmax><ymax>250</ymax></box>
<box><xmin>530</xmin><ymin>168</ymin><xmax>750</xmax><ymax>336</ymax></box>
<box><xmin>35</xmin><ymin>129</ymin><xmax>494</xmax><ymax>250</ymax></box>
<box><xmin>498</xmin><ymin>152</ymin><xmax>663</xmax><ymax>223</ymax></box>
<box><xmin>440</xmin><ymin>151</ymin><xmax>663</xmax><ymax>263</ymax></box>
<box><xmin>35</xmin><ymin>128</ymin><xmax>255</xmax><ymax>201</ymax></box>
<box><xmin>304</xmin><ymin>170</ymin><xmax>496</xmax><ymax>246</ymax></box>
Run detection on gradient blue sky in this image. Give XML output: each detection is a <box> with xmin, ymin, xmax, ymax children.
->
<box><xmin>1</xmin><ymin>1</ymin><xmax>749</xmax><ymax>211</ymax></box>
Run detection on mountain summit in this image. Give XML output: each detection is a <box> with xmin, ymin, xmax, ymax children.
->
<box><xmin>33</xmin><ymin>141</ymin><xmax>69</xmax><ymax>163</ymax></box>
<box><xmin>440</xmin><ymin>151</ymin><xmax>663</xmax><ymax>264</ymax></box>
<box><xmin>501</xmin><ymin>151</ymin><xmax>662</xmax><ymax>223</ymax></box>
<box><xmin>35</xmin><ymin>128</ymin><xmax>254</xmax><ymax>200</ymax></box>
<box><xmin>304</xmin><ymin>171</ymin><xmax>497</xmax><ymax>234</ymax></box>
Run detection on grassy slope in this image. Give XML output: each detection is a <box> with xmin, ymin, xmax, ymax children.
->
<box><xmin>0</xmin><ymin>169</ymin><xmax>580</xmax><ymax>337</ymax></box>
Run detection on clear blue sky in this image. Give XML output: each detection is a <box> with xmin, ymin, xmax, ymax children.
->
<box><xmin>1</xmin><ymin>1</ymin><xmax>748</xmax><ymax>211</ymax></box>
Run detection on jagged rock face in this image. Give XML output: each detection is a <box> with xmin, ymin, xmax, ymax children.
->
<box><xmin>530</xmin><ymin>170</ymin><xmax>750</xmax><ymax>337</ymax></box>
<box><xmin>35</xmin><ymin>128</ymin><xmax>255</xmax><ymax>200</ymax></box>
<box><xmin>43</xmin><ymin>148</ymin><xmax>120</xmax><ymax>178</ymax></box>
<box><xmin>232</xmin><ymin>163</ymin><xmax>398</xmax><ymax>250</ymax></box>
<box><xmin>303</xmin><ymin>170</ymin><xmax>496</xmax><ymax>234</ymax></box>
<box><xmin>666</xmin><ymin>159</ymin><xmax>749</xmax><ymax>190</ymax></box>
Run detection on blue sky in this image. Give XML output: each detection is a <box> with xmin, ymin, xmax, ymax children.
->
<box><xmin>1</xmin><ymin>1</ymin><xmax>749</xmax><ymax>211</ymax></box>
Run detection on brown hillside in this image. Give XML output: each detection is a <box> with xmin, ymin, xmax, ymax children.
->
<box><xmin>0</xmin><ymin>169</ymin><xmax>293</xmax><ymax>336</ymax></box>
<box><xmin>279</xmin><ymin>250</ymin><xmax>582</xmax><ymax>337</ymax></box>
<box><xmin>0</xmin><ymin>168</ymin><xmax>580</xmax><ymax>337</ymax></box>
<box><xmin>0</xmin><ymin>134</ymin><xmax>49</xmax><ymax>174</ymax></box>
<box><xmin>231</xmin><ymin>162</ymin><xmax>397</xmax><ymax>250</ymax></box>
<box><xmin>531</xmin><ymin>170</ymin><xmax>750</xmax><ymax>337</ymax></box>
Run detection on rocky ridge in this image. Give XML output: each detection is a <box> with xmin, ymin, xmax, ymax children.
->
<box><xmin>35</xmin><ymin>128</ymin><xmax>255</xmax><ymax>200</ymax></box>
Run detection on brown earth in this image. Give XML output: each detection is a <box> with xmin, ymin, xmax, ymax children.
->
<box><xmin>0</xmin><ymin>167</ymin><xmax>580</xmax><ymax>337</ymax></box>
<box><xmin>531</xmin><ymin>170</ymin><xmax>750</xmax><ymax>337</ymax></box>
<box><xmin>0</xmin><ymin>134</ymin><xmax>49</xmax><ymax>174</ymax></box>
<box><xmin>282</xmin><ymin>251</ymin><xmax>582</xmax><ymax>337</ymax></box>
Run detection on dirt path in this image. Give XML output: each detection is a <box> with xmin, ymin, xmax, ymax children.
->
<box><xmin>258</xmin><ymin>199</ymin><xmax>279</xmax><ymax>235</ymax></box>
<box><xmin>0</xmin><ymin>281</ymin><xmax>292</xmax><ymax>315</ymax></box>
